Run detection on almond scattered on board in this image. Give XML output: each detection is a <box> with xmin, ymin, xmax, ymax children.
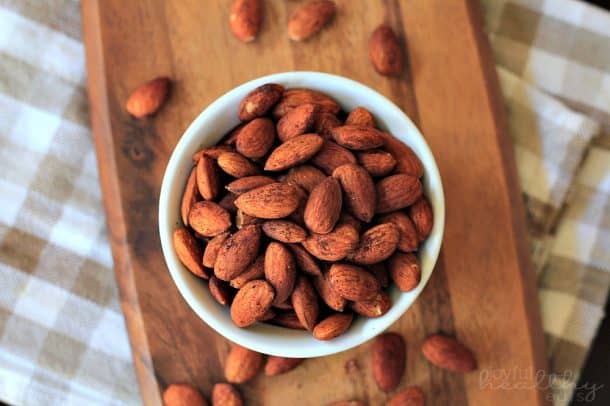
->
<box><xmin>422</xmin><ymin>334</ymin><xmax>477</xmax><ymax>372</ymax></box>
<box><xmin>287</xmin><ymin>0</ymin><xmax>336</xmax><ymax>41</ymax></box>
<box><xmin>369</xmin><ymin>24</ymin><xmax>403</xmax><ymax>76</ymax></box>
<box><xmin>224</xmin><ymin>344</ymin><xmax>264</xmax><ymax>383</ymax></box>
<box><xmin>212</xmin><ymin>383</ymin><xmax>243</xmax><ymax>406</ymax></box>
<box><xmin>163</xmin><ymin>383</ymin><xmax>208</xmax><ymax>406</ymax></box>
<box><xmin>372</xmin><ymin>332</ymin><xmax>406</xmax><ymax>392</ymax></box>
<box><xmin>125</xmin><ymin>77</ymin><xmax>170</xmax><ymax>118</ymax></box>
<box><xmin>229</xmin><ymin>0</ymin><xmax>263</xmax><ymax>42</ymax></box>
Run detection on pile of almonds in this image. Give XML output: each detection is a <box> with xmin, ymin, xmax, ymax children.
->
<box><xmin>173</xmin><ymin>82</ymin><xmax>433</xmax><ymax>340</ymax></box>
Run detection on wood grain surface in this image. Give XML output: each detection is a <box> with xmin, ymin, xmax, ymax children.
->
<box><xmin>81</xmin><ymin>0</ymin><xmax>549</xmax><ymax>404</ymax></box>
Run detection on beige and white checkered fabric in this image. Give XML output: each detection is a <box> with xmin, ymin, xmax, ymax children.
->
<box><xmin>0</xmin><ymin>0</ymin><xmax>608</xmax><ymax>405</ymax></box>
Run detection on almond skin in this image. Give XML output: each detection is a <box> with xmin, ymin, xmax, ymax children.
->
<box><xmin>217</xmin><ymin>152</ymin><xmax>260</xmax><ymax>178</ymax></box>
<box><xmin>230</xmin><ymin>279</ymin><xmax>275</xmax><ymax>327</ymax></box>
<box><xmin>291</xmin><ymin>276</ymin><xmax>319</xmax><ymax>331</ymax></box>
<box><xmin>209</xmin><ymin>276</ymin><xmax>233</xmax><ymax>306</ymax></box>
<box><xmin>229</xmin><ymin>0</ymin><xmax>262</xmax><ymax>42</ymax></box>
<box><xmin>314</xmin><ymin>111</ymin><xmax>342</xmax><ymax>139</ymax></box>
<box><xmin>288</xmin><ymin>244</ymin><xmax>322</xmax><ymax>276</ymax></box>
<box><xmin>268</xmin><ymin>311</ymin><xmax>306</xmax><ymax>329</ymax></box>
<box><xmin>388</xmin><ymin>252</ymin><xmax>421</xmax><ymax>292</ymax></box>
<box><xmin>264</xmin><ymin>133</ymin><xmax>324</xmax><ymax>171</ymax></box>
<box><xmin>387</xmin><ymin>387</ymin><xmax>425</xmax><ymax>406</ymax></box>
<box><xmin>203</xmin><ymin>232</ymin><xmax>229</xmax><ymax>268</ymax></box>
<box><xmin>235</xmin><ymin>182</ymin><xmax>300</xmax><ymax>219</ymax></box>
<box><xmin>126</xmin><ymin>77</ymin><xmax>170</xmax><ymax>118</ymax></box>
<box><xmin>181</xmin><ymin>167</ymin><xmax>200</xmax><ymax>226</ymax></box>
<box><xmin>328</xmin><ymin>263</ymin><xmax>380</xmax><ymax>301</ymax></box>
<box><xmin>173</xmin><ymin>228</ymin><xmax>209</xmax><ymax>279</ymax></box>
<box><xmin>214</xmin><ymin>225</ymin><xmax>261</xmax><ymax>281</ymax></box>
<box><xmin>212</xmin><ymin>383</ymin><xmax>242</xmax><ymax>406</ymax></box>
<box><xmin>376</xmin><ymin>174</ymin><xmax>423</xmax><ymax>214</ymax></box>
<box><xmin>193</xmin><ymin>145</ymin><xmax>234</xmax><ymax>162</ymax></box>
<box><xmin>235</xmin><ymin>118</ymin><xmax>276</xmax><ymax>159</ymax></box>
<box><xmin>345</xmin><ymin>107</ymin><xmax>375</xmax><ymax>127</ymax></box>
<box><xmin>422</xmin><ymin>334</ymin><xmax>477</xmax><ymax>372</ymax></box>
<box><xmin>226</xmin><ymin>175</ymin><xmax>276</xmax><ymax>195</ymax></box>
<box><xmin>287</xmin><ymin>0</ymin><xmax>336</xmax><ymax>41</ymax></box>
<box><xmin>277</xmin><ymin>103</ymin><xmax>317</xmax><ymax>142</ymax></box>
<box><xmin>381</xmin><ymin>133</ymin><xmax>424</xmax><ymax>177</ymax></box>
<box><xmin>380</xmin><ymin>211</ymin><xmax>419</xmax><ymax>252</ymax></box>
<box><xmin>238</xmin><ymin>83</ymin><xmax>284</xmax><ymax>121</ymax></box>
<box><xmin>372</xmin><ymin>332</ymin><xmax>406</xmax><ymax>392</ymax></box>
<box><xmin>312</xmin><ymin>312</ymin><xmax>353</xmax><ymax>340</ymax></box>
<box><xmin>262</xmin><ymin>220</ymin><xmax>308</xmax><ymax>243</ymax></box>
<box><xmin>313</xmin><ymin>273</ymin><xmax>346</xmax><ymax>312</ymax></box>
<box><xmin>409</xmin><ymin>197</ymin><xmax>433</xmax><ymax>241</ymax></box>
<box><xmin>369</xmin><ymin>24</ymin><xmax>403</xmax><ymax>76</ymax></box>
<box><xmin>347</xmin><ymin>223</ymin><xmax>400</xmax><ymax>265</ymax></box>
<box><xmin>163</xmin><ymin>383</ymin><xmax>207</xmax><ymax>406</ymax></box>
<box><xmin>229</xmin><ymin>255</ymin><xmax>264</xmax><ymax>288</ymax></box>
<box><xmin>332</xmin><ymin>163</ymin><xmax>376</xmax><ymax>222</ymax></box>
<box><xmin>272</xmin><ymin>88</ymin><xmax>340</xmax><ymax>118</ymax></box>
<box><xmin>224</xmin><ymin>344</ymin><xmax>264</xmax><ymax>383</ymax></box>
<box><xmin>331</xmin><ymin>125</ymin><xmax>385</xmax><ymax>150</ymax></box>
<box><xmin>264</xmin><ymin>242</ymin><xmax>297</xmax><ymax>305</ymax></box>
<box><xmin>196</xmin><ymin>155</ymin><xmax>221</xmax><ymax>200</ymax></box>
<box><xmin>304</xmin><ymin>177</ymin><xmax>342</xmax><ymax>234</ymax></box>
<box><xmin>188</xmin><ymin>201</ymin><xmax>232</xmax><ymax>237</ymax></box>
<box><xmin>283</xmin><ymin>165</ymin><xmax>326</xmax><ymax>192</ymax></box>
<box><xmin>312</xmin><ymin>140</ymin><xmax>358</xmax><ymax>175</ymax></box>
<box><xmin>357</xmin><ymin>150</ymin><xmax>397</xmax><ymax>177</ymax></box>
<box><xmin>350</xmin><ymin>291</ymin><xmax>391</xmax><ymax>318</ymax></box>
<box><xmin>302</xmin><ymin>221</ymin><xmax>359</xmax><ymax>261</ymax></box>
<box><xmin>264</xmin><ymin>356</ymin><xmax>304</xmax><ymax>376</ymax></box>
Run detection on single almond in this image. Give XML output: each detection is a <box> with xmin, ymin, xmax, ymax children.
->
<box><xmin>369</xmin><ymin>263</ymin><xmax>389</xmax><ymax>288</ymax></box>
<box><xmin>381</xmin><ymin>133</ymin><xmax>424</xmax><ymax>177</ymax></box>
<box><xmin>203</xmin><ymin>232</ymin><xmax>229</xmax><ymax>268</ymax></box>
<box><xmin>193</xmin><ymin>145</ymin><xmax>234</xmax><ymax>162</ymax></box>
<box><xmin>328</xmin><ymin>263</ymin><xmax>379</xmax><ymax>301</ymax></box>
<box><xmin>196</xmin><ymin>155</ymin><xmax>221</xmax><ymax>200</ymax></box>
<box><xmin>350</xmin><ymin>291</ymin><xmax>391</xmax><ymax>318</ymax></box>
<box><xmin>304</xmin><ymin>177</ymin><xmax>342</xmax><ymax>234</ymax></box>
<box><xmin>345</xmin><ymin>107</ymin><xmax>375</xmax><ymax>127</ymax></box>
<box><xmin>236</xmin><ymin>118</ymin><xmax>276</xmax><ymax>159</ymax></box>
<box><xmin>376</xmin><ymin>174</ymin><xmax>423</xmax><ymax>214</ymax></box>
<box><xmin>218</xmin><ymin>192</ymin><xmax>238</xmax><ymax>214</ymax></box>
<box><xmin>163</xmin><ymin>383</ymin><xmax>207</xmax><ymax>406</ymax></box>
<box><xmin>380</xmin><ymin>211</ymin><xmax>419</xmax><ymax>252</ymax></box>
<box><xmin>283</xmin><ymin>165</ymin><xmax>326</xmax><ymax>192</ymax></box>
<box><xmin>234</xmin><ymin>182</ymin><xmax>300</xmax><ymax>219</ymax></box>
<box><xmin>126</xmin><ymin>77</ymin><xmax>171</xmax><ymax>118</ymax></box>
<box><xmin>229</xmin><ymin>0</ymin><xmax>262</xmax><ymax>43</ymax></box>
<box><xmin>347</xmin><ymin>223</ymin><xmax>400</xmax><ymax>265</ymax></box>
<box><xmin>291</xmin><ymin>276</ymin><xmax>319</xmax><ymax>331</ymax></box>
<box><xmin>209</xmin><ymin>275</ymin><xmax>233</xmax><ymax>306</ymax></box>
<box><xmin>235</xmin><ymin>209</ymin><xmax>262</xmax><ymax>229</ymax></box>
<box><xmin>331</xmin><ymin>125</ymin><xmax>385</xmax><ymax>150</ymax></box>
<box><xmin>230</xmin><ymin>279</ymin><xmax>275</xmax><ymax>327</ymax></box>
<box><xmin>313</xmin><ymin>111</ymin><xmax>342</xmax><ymax>139</ymax></box>
<box><xmin>357</xmin><ymin>150</ymin><xmax>397</xmax><ymax>177</ymax></box>
<box><xmin>287</xmin><ymin>0</ymin><xmax>336</xmax><ymax>41</ymax></box>
<box><xmin>387</xmin><ymin>387</ymin><xmax>425</xmax><ymax>406</ymax></box>
<box><xmin>288</xmin><ymin>244</ymin><xmax>322</xmax><ymax>276</ymax></box>
<box><xmin>264</xmin><ymin>133</ymin><xmax>324</xmax><ymax>171</ymax></box>
<box><xmin>217</xmin><ymin>152</ymin><xmax>260</xmax><ymax>178</ymax></box>
<box><xmin>188</xmin><ymin>201</ymin><xmax>232</xmax><ymax>237</ymax></box>
<box><xmin>239</xmin><ymin>83</ymin><xmax>284</xmax><ymax>121</ymax></box>
<box><xmin>277</xmin><ymin>103</ymin><xmax>318</xmax><ymax>142</ymax></box>
<box><xmin>181</xmin><ymin>167</ymin><xmax>200</xmax><ymax>226</ymax></box>
<box><xmin>268</xmin><ymin>311</ymin><xmax>306</xmax><ymax>330</ymax></box>
<box><xmin>224</xmin><ymin>344</ymin><xmax>264</xmax><ymax>383</ymax></box>
<box><xmin>272</xmin><ymin>88</ymin><xmax>340</xmax><ymax>118</ymax></box>
<box><xmin>332</xmin><ymin>163</ymin><xmax>376</xmax><ymax>222</ymax></box>
<box><xmin>264</xmin><ymin>356</ymin><xmax>304</xmax><ymax>376</ymax></box>
<box><xmin>214</xmin><ymin>225</ymin><xmax>261</xmax><ymax>281</ymax></box>
<box><xmin>311</xmin><ymin>140</ymin><xmax>357</xmax><ymax>175</ymax></box>
<box><xmin>372</xmin><ymin>332</ymin><xmax>406</xmax><ymax>392</ymax></box>
<box><xmin>422</xmin><ymin>334</ymin><xmax>477</xmax><ymax>372</ymax></box>
<box><xmin>212</xmin><ymin>383</ymin><xmax>243</xmax><ymax>406</ymax></box>
<box><xmin>302</xmin><ymin>221</ymin><xmax>359</xmax><ymax>261</ymax></box>
<box><xmin>262</xmin><ymin>220</ymin><xmax>308</xmax><ymax>243</ymax></box>
<box><xmin>313</xmin><ymin>273</ymin><xmax>346</xmax><ymax>312</ymax></box>
<box><xmin>226</xmin><ymin>175</ymin><xmax>276</xmax><ymax>195</ymax></box>
<box><xmin>409</xmin><ymin>197</ymin><xmax>433</xmax><ymax>241</ymax></box>
<box><xmin>369</xmin><ymin>24</ymin><xmax>403</xmax><ymax>76</ymax></box>
<box><xmin>388</xmin><ymin>252</ymin><xmax>421</xmax><ymax>292</ymax></box>
<box><xmin>264</xmin><ymin>242</ymin><xmax>297</xmax><ymax>305</ymax></box>
<box><xmin>173</xmin><ymin>228</ymin><xmax>209</xmax><ymax>279</ymax></box>
<box><xmin>230</xmin><ymin>255</ymin><xmax>264</xmax><ymax>288</ymax></box>
<box><xmin>312</xmin><ymin>312</ymin><xmax>353</xmax><ymax>340</ymax></box>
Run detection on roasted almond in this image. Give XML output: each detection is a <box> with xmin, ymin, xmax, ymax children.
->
<box><xmin>387</xmin><ymin>387</ymin><xmax>425</xmax><ymax>406</ymax></box>
<box><xmin>272</xmin><ymin>88</ymin><xmax>340</xmax><ymax>118</ymax></box>
<box><xmin>283</xmin><ymin>165</ymin><xmax>326</xmax><ymax>192</ymax></box>
<box><xmin>209</xmin><ymin>275</ymin><xmax>233</xmax><ymax>306</ymax></box>
<box><xmin>331</xmin><ymin>125</ymin><xmax>385</xmax><ymax>150</ymax></box>
<box><xmin>258</xmin><ymin>308</ymin><xmax>276</xmax><ymax>321</ymax></box>
<box><xmin>287</xmin><ymin>0</ymin><xmax>336</xmax><ymax>41</ymax></box>
<box><xmin>291</xmin><ymin>276</ymin><xmax>319</xmax><ymax>331</ymax></box>
<box><xmin>173</xmin><ymin>228</ymin><xmax>209</xmax><ymax>279</ymax></box>
<box><xmin>230</xmin><ymin>279</ymin><xmax>275</xmax><ymax>327</ymax></box>
<box><xmin>328</xmin><ymin>263</ymin><xmax>380</xmax><ymax>301</ymax></box>
<box><xmin>372</xmin><ymin>332</ymin><xmax>405</xmax><ymax>392</ymax></box>
<box><xmin>388</xmin><ymin>252</ymin><xmax>421</xmax><ymax>292</ymax></box>
<box><xmin>409</xmin><ymin>197</ymin><xmax>433</xmax><ymax>241</ymax></box>
<box><xmin>163</xmin><ymin>383</ymin><xmax>207</xmax><ymax>406</ymax></box>
<box><xmin>224</xmin><ymin>344</ymin><xmax>264</xmax><ymax>383</ymax></box>
<box><xmin>380</xmin><ymin>211</ymin><xmax>419</xmax><ymax>252</ymax></box>
<box><xmin>314</xmin><ymin>111</ymin><xmax>342</xmax><ymax>139</ymax></box>
<box><xmin>264</xmin><ymin>242</ymin><xmax>297</xmax><ymax>305</ymax></box>
<box><xmin>264</xmin><ymin>356</ymin><xmax>304</xmax><ymax>376</ymax></box>
<box><xmin>236</xmin><ymin>118</ymin><xmax>276</xmax><ymax>159</ymax></box>
<box><xmin>235</xmin><ymin>182</ymin><xmax>300</xmax><ymax>219</ymax></box>
<box><xmin>345</xmin><ymin>107</ymin><xmax>375</xmax><ymax>127</ymax></box>
<box><xmin>332</xmin><ymin>164</ymin><xmax>376</xmax><ymax>222</ymax></box>
<box><xmin>214</xmin><ymin>225</ymin><xmax>261</xmax><ymax>281</ymax></box>
<box><xmin>126</xmin><ymin>77</ymin><xmax>171</xmax><ymax>118</ymax></box>
<box><xmin>288</xmin><ymin>244</ymin><xmax>322</xmax><ymax>276</ymax></box>
<box><xmin>302</xmin><ymin>221</ymin><xmax>359</xmax><ymax>261</ymax></box>
<box><xmin>181</xmin><ymin>167</ymin><xmax>200</xmax><ymax>226</ymax></box>
<box><xmin>311</xmin><ymin>140</ymin><xmax>357</xmax><ymax>175</ymax></box>
<box><xmin>217</xmin><ymin>152</ymin><xmax>260</xmax><ymax>178</ymax></box>
<box><xmin>264</xmin><ymin>133</ymin><xmax>324</xmax><ymax>171</ymax></box>
<box><xmin>312</xmin><ymin>312</ymin><xmax>353</xmax><ymax>340</ymax></box>
<box><xmin>262</xmin><ymin>220</ymin><xmax>308</xmax><ymax>243</ymax></box>
<box><xmin>203</xmin><ymin>232</ymin><xmax>229</xmax><ymax>268</ymax></box>
<box><xmin>304</xmin><ymin>177</ymin><xmax>342</xmax><ymax>234</ymax></box>
<box><xmin>212</xmin><ymin>383</ymin><xmax>243</xmax><ymax>406</ymax></box>
<box><xmin>313</xmin><ymin>273</ymin><xmax>346</xmax><ymax>312</ymax></box>
<box><xmin>229</xmin><ymin>0</ymin><xmax>262</xmax><ymax>42</ymax></box>
<box><xmin>339</xmin><ymin>212</ymin><xmax>362</xmax><ymax>232</ymax></box>
<box><xmin>350</xmin><ymin>291</ymin><xmax>391</xmax><ymax>318</ymax></box>
<box><xmin>188</xmin><ymin>201</ymin><xmax>232</xmax><ymax>237</ymax></box>
<box><xmin>268</xmin><ymin>311</ymin><xmax>306</xmax><ymax>330</ymax></box>
<box><xmin>196</xmin><ymin>155</ymin><xmax>221</xmax><ymax>200</ymax></box>
<box><xmin>376</xmin><ymin>174</ymin><xmax>422</xmax><ymax>214</ymax></box>
<box><xmin>422</xmin><ymin>334</ymin><xmax>477</xmax><ymax>372</ymax></box>
<box><xmin>192</xmin><ymin>145</ymin><xmax>233</xmax><ymax>162</ymax></box>
<box><xmin>226</xmin><ymin>175</ymin><xmax>276</xmax><ymax>195</ymax></box>
<box><xmin>347</xmin><ymin>223</ymin><xmax>400</xmax><ymax>265</ymax></box>
<box><xmin>239</xmin><ymin>83</ymin><xmax>284</xmax><ymax>121</ymax></box>
<box><xmin>369</xmin><ymin>24</ymin><xmax>403</xmax><ymax>76</ymax></box>
<box><xmin>357</xmin><ymin>150</ymin><xmax>397</xmax><ymax>177</ymax></box>
<box><xmin>277</xmin><ymin>103</ymin><xmax>317</xmax><ymax>142</ymax></box>
<box><xmin>230</xmin><ymin>255</ymin><xmax>264</xmax><ymax>288</ymax></box>
<box><xmin>381</xmin><ymin>133</ymin><xmax>424</xmax><ymax>177</ymax></box>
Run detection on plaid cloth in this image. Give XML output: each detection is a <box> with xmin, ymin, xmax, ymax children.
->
<box><xmin>0</xmin><ymin>0</ymin><xmax>608</xmax><ymax>405</ymax></box>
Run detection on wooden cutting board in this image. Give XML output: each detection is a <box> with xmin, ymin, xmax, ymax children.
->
<box><xmin>81</xmin><ymin>1</ymin><xmax>549</xmax><ymax>404</ymax></box>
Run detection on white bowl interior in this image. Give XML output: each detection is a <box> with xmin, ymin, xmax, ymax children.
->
<box><xmin>159</xmin><ymin>72</ymin><xmax>445</xmax><ymax>357</ymax></box>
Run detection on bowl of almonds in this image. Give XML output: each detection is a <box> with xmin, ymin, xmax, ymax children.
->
<box><xmin>159</xmin><ymin>71</ymin><xmax>444</xmax><ymax>357</ymax></box>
